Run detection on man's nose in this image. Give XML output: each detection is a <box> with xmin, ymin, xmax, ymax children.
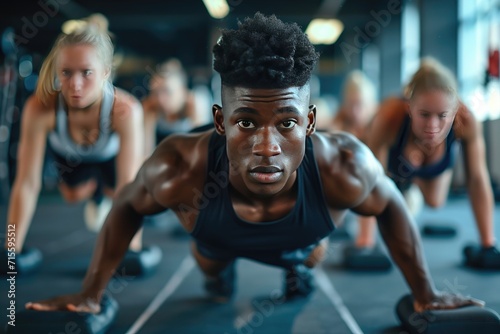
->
<box><xmin>252</xmin><ymin>128</ymin><xmax>281</xmax><ymax>157</ymax></box>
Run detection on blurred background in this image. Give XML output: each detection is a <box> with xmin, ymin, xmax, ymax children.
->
<box><xmin>0</xmin><ymin>0</ymin><xmax>499</xmax><ymax>203</ymax></box>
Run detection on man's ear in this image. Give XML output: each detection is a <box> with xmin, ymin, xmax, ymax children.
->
<box><xmin>306</xmin><ymin>104</ymin><xmax>317</xmax><ymax>136</ymax></box>
<box><xmin>213</xmin><ymin>104</ymin><xmax>225</xmax><ymax>135</ymax></box>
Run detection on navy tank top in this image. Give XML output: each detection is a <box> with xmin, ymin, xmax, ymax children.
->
<box><xmin>387</xmin><ymin>114</ymin><xmax>459</xmax><ymax>191</ymax></box>
<box><xmin>191</xmin><ymin>132</ymin><xmax>335</xmax><ymax>256</ymax></box>
<box><xmin>48</xmin><ymin>81</ymin><xmax>120</xmax><ymax>163</ymax></box>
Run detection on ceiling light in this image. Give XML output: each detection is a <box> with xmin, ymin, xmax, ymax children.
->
<box><xmin>202</xmin><ymin>0</ymin><xmax>230</xmax><ymax>19</ymax></box>
<box><xmin>305</xmin><ymin>18</ymin><xmax>344</xmax><ymax>45</ymax></box>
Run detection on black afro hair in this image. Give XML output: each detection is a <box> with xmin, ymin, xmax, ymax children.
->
<box><xmin>213</xmin><ymin>12</ymin><xmax>319</xmax><ymax>89</ymax></box>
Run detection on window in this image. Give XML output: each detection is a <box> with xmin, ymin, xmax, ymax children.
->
<box><xmin>458</xmin><ymin>0</ymin><xmax>500</xmax><ymax>121</ymax></box>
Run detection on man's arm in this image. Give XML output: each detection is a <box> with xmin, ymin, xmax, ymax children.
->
<box><xmin>352</xmin><ymin>160</ymin><xmax>484</xmax><ymax>312</ymax></box>
<box><xmin>25</xmin><ymin>144</ymin><xmax>179</xmax><ymax>312</ymax></box>
<box><xmin>327</xmin><ymin>133</ymin><xmax>484</xmax><ymax>312</ymax></box>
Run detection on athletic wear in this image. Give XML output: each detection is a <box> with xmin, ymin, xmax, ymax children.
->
<box><xmin>48</xmin><ymin>153</ymin><xmax>116</xmax><ymax>188</ymax></box>
<box><xmin>387</xmin><ymin>114</ymin><xmax>459</xmax><ymax>191</ymax></box>
<box><xmin>48</xmin><ymin>80</ymin><xmax>119</xmax><ymax>163</ymax></box>
<box><xmin>47</xmin><ymin>81</ymin><xmax>118</xmax><ymax>187</ymax></box>
<box><xmin>191</xmin><ymin>132</ymin><xmax>335</xmax><ymax>269</ymax></box>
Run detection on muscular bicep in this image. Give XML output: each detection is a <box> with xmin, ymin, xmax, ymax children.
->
<box><xmin>351</xmin><ymin>174</ymin><xmax>399</xmax><ymax>217</ymax></box>
<box><xmin>321</xmin><ymin>132</ymin><xmax>385</xmax><ymax>209</ymax></box>
<box><xmin>122</xmin><ymin>171</ymin><xmax>166</xmax><ymax>216</ymax></box>
<box><xmin>123</xmin><ymin>138</ymin><xmax>188</xmax><ymax>216</ymax></box>
<box><xmin>339</xmin><ymin>130</ymin><xmax>403</xmax><ymax>216</ymax></box>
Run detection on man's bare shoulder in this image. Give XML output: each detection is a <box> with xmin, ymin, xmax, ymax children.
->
<box><xmin>140</xmin><ymin>130</ymin><xmax>214</xmax><ymax>207</ymax></box>
<box><xmin>312</xmin><ymin>130</ymin><xmax>376</xmax><ymax>163</ymax></box>
<box><xmin>311</xmin><ymin>131</ymin><xmax>383</xmax><ymax>209</ymax></box>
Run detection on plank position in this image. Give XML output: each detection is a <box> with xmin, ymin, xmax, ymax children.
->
<box><xmin>26</xmin><ymin>13</ymin><xmax>482</xmax><ymax>316</ymax></box>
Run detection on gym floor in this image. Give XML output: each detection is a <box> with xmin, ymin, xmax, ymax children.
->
<box><xmin>1</xmin><ymin>194</ymin><xmax>499</xmax><ymax>334</ymax></box>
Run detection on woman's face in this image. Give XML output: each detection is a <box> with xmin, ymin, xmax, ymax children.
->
<box><xmin>408</xmin><ymin>89</ymin><xmax>458</xmax><ymax>146</ymax></box>
<box><xmin>150</xmin><ymin>74</ymin><xmax>187</xmax><ymax>115</ymax></box>
<box><xmin>343</xmin><ymin>90</ymin><xmax>368</xmax><ymax>124</ymax></box>
<box><xmin>57</xmin><ymin>44</ymin><xmax>108</xmax><ymax>110</ymax></box>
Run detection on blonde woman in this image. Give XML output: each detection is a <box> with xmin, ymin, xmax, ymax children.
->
<box><xmin>330</xmin><ymin>70</ymin><xmax>394</xmax><ymax>270</ymax></box>
<box><xmin>142</xmin><ymin>58</ymin><xmax>199</xmax><ymax>156</ymax></box>
<box><xmin>332</xmin><ymin>70</ymin><xmax>377</xmax><ymax>139</ymax></box>
<box><xmin>2</xmin><ymin>26</ymin><xmax>157</xmax><ymax>275</ymax></box>
<box><xmin>355</xmin><ymin>58</ymin><xmax>499</xmax><ymax>269</ymax></box>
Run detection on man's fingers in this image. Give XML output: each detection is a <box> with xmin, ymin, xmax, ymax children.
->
<box><xmin>466</xmin><ymin>297</ymin><xmax>485</xmax><ymax>308</ymax></box>
<box><xmin>67</xmin><ymin>302</ymin><xmax>100</xmax><ymax>314</ymax></box>
<box><xmin>415</xmin><ymin>295</ymin><xmax>486</xmax><ymax>313</ymax></box>
<box><xmin>66</xmin><ymin>303</ymin><xmax>79</xmax><ymax>312</ymax></box>
<box><xmin>25</xmin><ymin>302</ymin><xmax>56</xmax><ymax>311</ymax></box>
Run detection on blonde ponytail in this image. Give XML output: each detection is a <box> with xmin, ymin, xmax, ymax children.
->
<box><xmin>404</xmin><ymin>57</ymin><xmax>458</xmax><ymax>107</ymax></box>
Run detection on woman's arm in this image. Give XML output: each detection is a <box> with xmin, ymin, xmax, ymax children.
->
<box><xmin>141</xmin><ymin>96</ymin><xmax>159</xmax><ymax>158</ymax></box>
<box><xmin>26</xmin><ymin>137</ymin><xmax>187</xmax><ymax>312</ymax></box>
<box><xmin>112</xmin><ymin>90</ymin><xmax>145</xmax><ymax>195</ymax></box>
<box><xmin>457</xmin><ymin>107</ymin><xmax>495</xmax><ymax>247</ymax></box>
<box><xmin>365</xmin><ymin>97</ymin><xmax>406</xmax><ymax>169</ymax></box>
<box><xmin>6</xmin><ymin>96</ymin><xmax>52</xmax><ymax>252</ymax></box>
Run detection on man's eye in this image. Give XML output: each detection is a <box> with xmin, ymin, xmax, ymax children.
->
<box><xmin>237</xmin><ymin>120</ymin><xmax>255</xmax><ymax>129</ymax></box>
<box><xmin>84</xmin><ymin>70</ymin><xmax>92</xmax><ymax>76</ymax></box>
<box><xmin>281</xmin><ymin>120</ymin><xmax>296</xmax><ymax>129</ymax></box>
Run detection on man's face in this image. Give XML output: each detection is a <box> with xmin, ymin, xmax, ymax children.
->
<box><xmin>214</xmin><ymin>85</ymin><xmax>315</xmax><ymax>197</ymax></box>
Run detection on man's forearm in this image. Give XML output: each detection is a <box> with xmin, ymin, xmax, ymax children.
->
<box><xmin>81</xmin><ymin>201</ymin><xmax>143</xmax><ymax>299</ymax></box>
<box><xmin>377</xmin><ymin>187</ymin><xmax>435</xmax><ymax>304</ymax></box>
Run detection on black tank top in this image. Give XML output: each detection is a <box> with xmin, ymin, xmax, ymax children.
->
<box><xmin>191</xmin><ymin>132</ymin><xmax>335</xmax><ymax>256</ymax></box>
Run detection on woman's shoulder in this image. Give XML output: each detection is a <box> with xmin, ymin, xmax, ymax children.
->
<box><xmin>112</xmin><ymin>86</ymin><xmax>143</xmax><ymax>117</ymax></box>
<box><xmin>113</xmin><ymin>86</ymin><xmax>141</xmax><ymax>107</ymax></box>
<box><xmin>453</xmin><ymin>100</ymin><xmax>479</xmax><ymax>140</ymax></box>
<box><xmin>379</xmin><ymin>96</ymin><xmax>407</xmax><ymax>119</ymax></box>
<box><xmin>24</xmin><ymin>94</ymin><xmax>56</xmax><ymax>117</ymax></box>
<box><xmin>21</xmin><ymin>94</ymin><xmax>56</xmax><ymax>132</ymax></box>
<box><xmin>368</xmin><ymin>96</ymin><xmax>407</xmax><ymax>143</ymax></box>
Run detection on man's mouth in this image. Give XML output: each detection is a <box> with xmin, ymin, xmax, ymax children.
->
<box><xmin>250</xmin><ymin>166</ymin><xmax>282</xmax><ymax>173</ymax></box>
<box><xmin>249</xmin><ymin>166</ymin><xmax>283</xmax><ymax>184</ymax></box>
